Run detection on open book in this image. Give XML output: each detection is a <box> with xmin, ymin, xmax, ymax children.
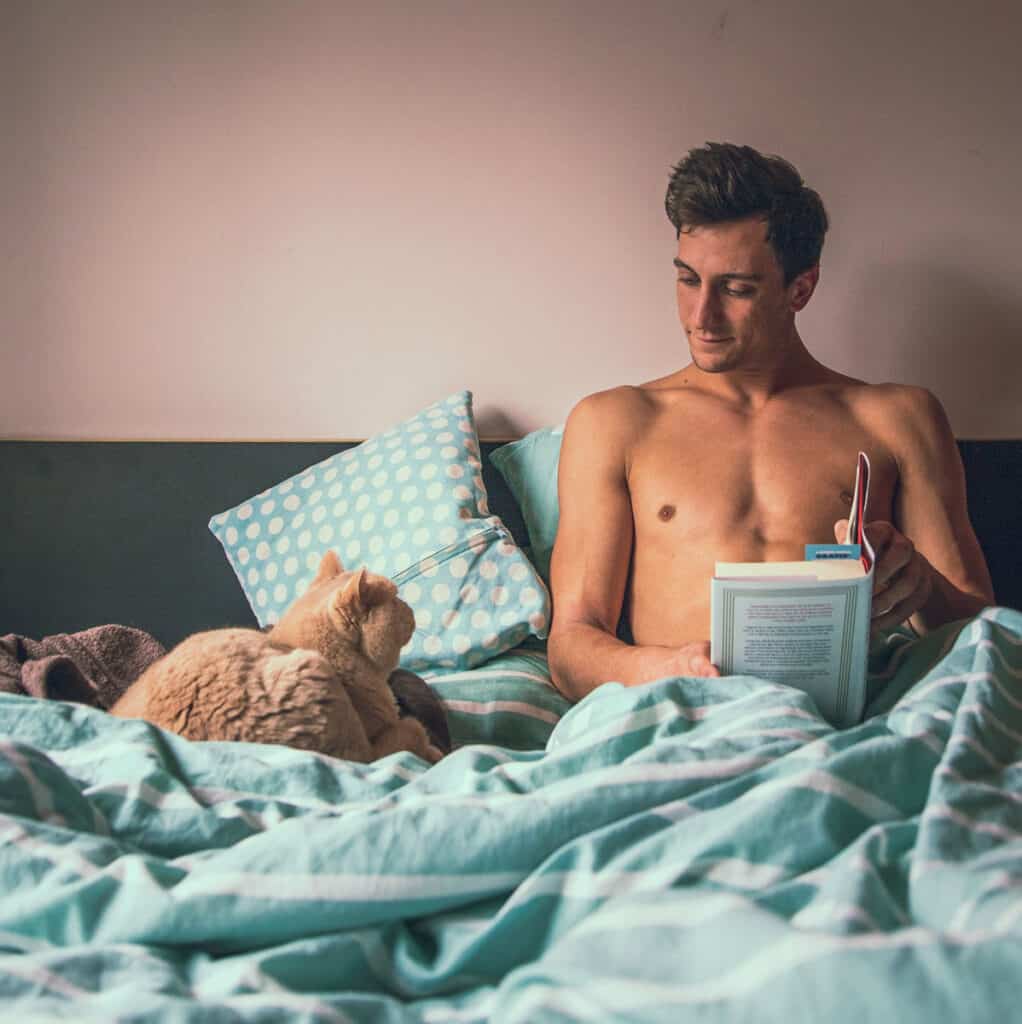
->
<box><xmin>710</xmin><ymin>453</ymin><xmax>875</xmax><ymax>728</ymax></box>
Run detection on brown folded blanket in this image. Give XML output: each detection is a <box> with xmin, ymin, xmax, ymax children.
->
<box><xmin>0</xmin><ymin>626</ymin><xmax>167</xmax><ymax>709</ymax></box>
<box><xmin>1</xmin><ymin>626</ymin><xmax>452</xmax><ymax>753</ymax></box>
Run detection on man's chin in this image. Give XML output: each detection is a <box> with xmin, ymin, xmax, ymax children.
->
<box><xmin>689</xmin><ymin>350</ymin><xmax>738</xmax><ymax>374</ymax></box>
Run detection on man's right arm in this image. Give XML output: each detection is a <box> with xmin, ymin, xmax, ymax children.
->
<box><xmin>547</xmin><ymin>389</ymin><xmax>718</xmax><ymax>703</ymax></box>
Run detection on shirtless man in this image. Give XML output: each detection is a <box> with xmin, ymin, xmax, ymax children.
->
<box><xmin>547</xmin><ymin>142</ymin><xmax>995</xmax><ymax>702</ymax></box>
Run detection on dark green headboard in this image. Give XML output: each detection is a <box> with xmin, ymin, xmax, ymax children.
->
<box><xmin>2</xmin><ymin>441</ymin><xmax>527</xmax><ymax>648</ymax></box>
<box><xmin>2</xmin><ymin>440</ymin><xmax>1019</xmax><ymax>647</ymax></box>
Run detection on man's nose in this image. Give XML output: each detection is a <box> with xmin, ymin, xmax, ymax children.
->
<box><xmin>692</xmin><ymin>285</ymin><xmax>722</xmax><ymax>329</ymax></box>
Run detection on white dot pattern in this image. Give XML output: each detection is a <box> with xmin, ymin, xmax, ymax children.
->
<box><xmin>209</xmin><ymin>390</ymin><xmax>550</xmax><ymax>671</ymax></box>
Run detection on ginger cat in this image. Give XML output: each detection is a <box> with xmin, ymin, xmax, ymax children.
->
<box><xmin>110</xmin><ymin>551</ymin><xmax>443</xmax><ymax>763</ymax></box>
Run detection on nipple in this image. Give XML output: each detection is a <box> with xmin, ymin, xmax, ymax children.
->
<box><xmin>658</xmin><ymin>504</ymin><xmax>676</xmax><ymax>522</ymax></box>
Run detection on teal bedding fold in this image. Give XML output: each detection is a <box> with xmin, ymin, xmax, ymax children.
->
<box><xmin>1</xmin><ymin>610</ymin><xmax>1020</xmax><ymax>1021</ymax></box>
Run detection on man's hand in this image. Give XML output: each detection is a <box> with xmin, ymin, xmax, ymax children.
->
<box><xmin>834</xmin><ymin>518</ymin><xmax>934</xmax><ymax>631</ymax></box>
<box><xmin>666</xmin><ymin>641</ymin><xmax>720</xmax><ymax>680</ymax></box>
<box><xmin>620</xmin><ymin>640</ymin><xmax>718</xmax><ymax>686</ymax></box>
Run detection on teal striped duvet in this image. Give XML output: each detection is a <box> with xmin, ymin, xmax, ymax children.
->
<box><xmin>1</xmin><ymin>608</ymin><xmax>1020</xmax><ymax>1022</ymax></box>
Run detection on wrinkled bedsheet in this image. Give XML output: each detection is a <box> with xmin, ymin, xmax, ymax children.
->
<box><xmin>1</xmin><ymin>608</ymin><xmax>1020</xmax><ymax>1022</ymax></box>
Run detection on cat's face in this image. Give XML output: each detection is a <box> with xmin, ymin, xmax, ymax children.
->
<box><xmin>270</xmin><ymin>551</ymin><xmax>415</xmax><ymax>673</ymax></box>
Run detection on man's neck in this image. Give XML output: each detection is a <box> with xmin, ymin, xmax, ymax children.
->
<box><xmin>685</xmin><ymin>334</ymin><xmax>829</xmax><ymax>410</ymax></box>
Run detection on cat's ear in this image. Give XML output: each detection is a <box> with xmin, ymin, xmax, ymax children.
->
<box><xmin>313</xmin><ymin>549</ymin><xmax>344</xmax><ymax>585</ymax></box>
<box><xmin>337</xmin><ymin>567</ymin><xmax>370</xmax><ymax>615</ymax></box>
<box><xmin>333</xmin><ymin>568</ymin><xmax>397</xmax><ymax>621</ymax></box>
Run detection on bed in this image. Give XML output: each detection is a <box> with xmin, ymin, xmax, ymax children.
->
<box><xmin>2</xmin><ymin>397</ymin><xmax>1021</xmax><ymax>1022</ymax></box>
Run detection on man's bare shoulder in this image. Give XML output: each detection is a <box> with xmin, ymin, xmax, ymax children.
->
<box><xmin>571</xmin><ymin>383</ymin><xmax>659</xmax><ymax>414</ymax></box>
<box><xmin>847</xmin><ymin>382</ymin><xmax>951</xmax><ymax>449</ymax></box>
<box><xmin>565</xmin><ymin>384</ymin><xmax>659</xmax><ymax>443</ymax></box>
<box><xmin>847</xmin><ymin>380</ymin><xmax>938</xmax><ymax>407</ymax></box>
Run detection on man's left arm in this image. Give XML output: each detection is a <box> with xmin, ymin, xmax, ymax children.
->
<box><xmin>867</xmin><ymin>387</ymin><xmax>995</xmax><ymax>635</ymax></box>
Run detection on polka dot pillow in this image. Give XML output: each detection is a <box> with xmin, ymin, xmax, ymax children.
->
<box><xmin>208</xmin><ymin>391</ymin><xmax>550</xmax><ymax>673</ymax></box>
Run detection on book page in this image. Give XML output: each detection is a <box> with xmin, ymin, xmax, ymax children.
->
<box><xmin>715</xmin><ymin>559</ymin><xmax>865</xmax><ymax>581</ymax></box>
<box><xmin>726</xmin><ymin>587</ymin><xmax>850</xmax><ymax>685</ymax></box>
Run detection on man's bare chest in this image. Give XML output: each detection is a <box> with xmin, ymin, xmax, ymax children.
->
<box><xmin>627</xmin><ymin>401</ymin><xmax>898</xmax><ymax>556</ymax></box>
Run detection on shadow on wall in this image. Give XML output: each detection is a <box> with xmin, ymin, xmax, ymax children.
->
<box><xmin>845</xmin><ymin>261</ymin><xmax>1021</xmax><ymax>435</ymax></box>
<box><xmin>475</xmin><ymin>406</ymin><xmax>524</xmax><ymax>440</ymax></box>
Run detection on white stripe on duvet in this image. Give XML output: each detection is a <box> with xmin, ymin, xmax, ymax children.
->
<box><xmin>0</xmin><ymin>954</ymin><xmax>91</xmax><ymax>1000</ymax></box>
<box><xmin>898</xmin><ymin>670</ymin><xmax>993</xmax><ymax>705</ymax></box>
<box><xmin>428</xmin><ymin>669</ymin><xmax>553</xmax><ymax>686</ymax></box>
<box><xmin>693</xmin><ymin>703</ymin><xmax>824</xmax><ymax>735</ymax></box>
<box><xmin>546</xmin><ymin>699</ymin><xmax>717</xmax><ymax>753</ymax></box>
<box><xmin>50</xmin><ymin>739</ymin><xmax>153</xmax><ymax>769</ymax></box>
<box><xmin>0</xmin><ymin>930</ymin><xmax>55</xmax><ymax>954</ymax></box>
<box><xmin>0</xmin><ymin>821</ymin><xmax>103</xmax><ymax>881</ymax></box>
<box><xmin>948</xmin><ymin>870</ymin><xmax>1022</xmax><ymax>932</ymax></box>
<box><xmin>741</xmin><ymin>768</ymin><xmax>900</xmax><ymax>821</ymax></box>
<box><xmin>442</xmin><ymin>698</ymin><xmax>561</xmax><ymax>723</ymax></box>
<box><xmin>508</xmin><ymin>925</ymin><xmax>987</xmax><ymax>1020</ymax></box>
<box><xmin>518</xmin><ymin>884</ymin><xmax>1020</xmax><ymax>1011</ymax></box>
<box><xmin>551</xmin><ymin>695</ymin><xmax>827</xmax><ymax>759</ymax></box>
<box><xmin>701</xmin><ymin>857</ymin><xmax>790</xmax><ymax>889</ymax></box>
<box><xmin>0</xmin><ymin>740</ymin><xmax>65</xmax><ymax>827</ymax></box>
<box><xmin>960</xmin><ymin>701</ymin><xmax>1022</xmax><ymax>744</ymax></box>
<box><xmin>924</xmin><ymin>802</ymin><xmax>1022</xmax><ymax>842</ymax></box>
<box><xmin>570</xmin><ymin>889</ymin><xmax>750</xmax><ymax>936</ymax></box>
<box><xmin>993</xmin><ymin>894</ymin><xmax>1022</xmax><ymax>932</ymax></box>
<box><xmin>938</xmin><ymin>766</ymin><xmax>1022</xmax><ymax>804</ymax></box>
<box><xmin>948</xmin><ymin>733</ymin><xmax>1014</xmax><ymax>771</ymax></box>
<box><xmin>905</xmin><ymin>665</ymin><xmax>1022</xmax><ymax>711</ymax></box>
<box><xmin>218</xmin><ymin>992</ymin><xmax>355</xmax><ymax>1024</ymax></box>
<box><xmin>498</xmin><ymin>752</ymin><xmax>892</xmax><ymax>821</ymax></box>
<box><xmin>502</xmin><ymin>862</ymin><xmax>790</xmax><ymax>907</ymax></box>
<box><xmin>981</xmin><ymin>608</ymin><xmax>1022</xmax><ymax>644</ymax></box>
<box><xmin>544</xmin><ymin>755</ymin><xmax>774</xmax><ymax>796</ymax></box>
<box><xmin>697</xmin><ymin>726</ymin><xmax>825</xmax><ymax>746</ymax></box>
<box><xmin>421</xmin><ymin>990</ymin><xmax>498</xmax><ymax>1024</ymax></box>
<box><xmin>177</xmin><ymin>870</ymin><xmax>524</xmax><ymax>902</ymax></box>
<box><xmin>650</xmin><ymin>797</ymin><xmax>700</xmax><ymax>821</ymax></box>
<box><xmin>796</xmin><ymin>854</ymin><xmax>913</xmax><ymax>926</ymax></box>
<box><xmin>790</xmin><ymin>897</ymin><xmax>887</xmax><ymax>933</ymax></box>
<box><xmin>84</xmin><ymin>781</ymin><xmax>296</xmax><ymax>834</ymax></box>
<box><xmin>973</xmin><ymin>638</ymin><xmax>1022</xmax><ymax>682</ymax></box>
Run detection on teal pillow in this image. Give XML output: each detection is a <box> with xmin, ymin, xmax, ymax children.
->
<box><xmin>209</xmin><ymin>392</ymin><xmax>550</xmax><ymax>673</ymax></box>
<box><xmin>489</xmin><ymin>425</ymin><xmax>563</xmax><ymax>585</ymax></box>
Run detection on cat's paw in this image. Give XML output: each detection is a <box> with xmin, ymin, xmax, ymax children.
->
<box><xmin>372</xmin><ymin>718</ymin><xmax>443</xmax><ymax>764</ymax></box>
<box><xmin>423</xmin><ymin>743</ymin><xmax>445</xmax><ymax>765</ymax></box>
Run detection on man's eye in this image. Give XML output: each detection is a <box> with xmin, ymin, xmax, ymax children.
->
<box><xmin>723</xmin><ymin>284</ymin><xmax>755</xmax><ymax>297</ymax></box>
<box><xmin>677</xmin><ymin>277</ymin><xmax>699</xmax><ymax>287</ymax></box>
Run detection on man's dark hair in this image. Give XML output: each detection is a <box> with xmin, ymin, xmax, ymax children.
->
<box><xmin>665</xmin><ymin>142</ymin><xmax>828</xmax><ymax>284</ymax></box>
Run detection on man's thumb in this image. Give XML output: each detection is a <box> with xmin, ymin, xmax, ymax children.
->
<box><xmin>834</xmin><ymin>519</ymin><xmax>850</xmax><ymax>543</ymax></box>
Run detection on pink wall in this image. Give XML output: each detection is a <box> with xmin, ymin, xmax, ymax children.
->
<box><xmin>5</xmin><ymin>0</ymin><xmax>1021</xmax><ymax>439</ymax></box>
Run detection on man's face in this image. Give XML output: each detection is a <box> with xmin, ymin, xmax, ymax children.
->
<box><xmin>674</xmin><ymin>217</ymin><xmax>812</xmax><ymax>374</ymax></box>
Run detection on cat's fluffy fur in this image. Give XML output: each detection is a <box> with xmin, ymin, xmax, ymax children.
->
<box><xmin>110</xmin><ymin>551</ymin><xmax>443</xmax><ymax>763</ymax></box>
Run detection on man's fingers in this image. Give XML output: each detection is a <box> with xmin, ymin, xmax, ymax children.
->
<box><xmin>874</xmin><ymin>534</ymin><xmax>916</xmax><ymax>589</ymax></box>
<box><xmin>872</xmin><ymin>592</ymin><xmax>920</xmax><ymax>631</ymax></box>
<box><xmin>871</xmin><ymin>559</ymin><xmax>931</xmax><ymax>629</ymax></box>
<box><xmin>872</xmin><ymin>574</ymin><xmax>914</xmax><ymax>621</ymax></box>
<box><xmin>689</xmin><ymin>654</ymin><xmax>720</xmax><ymax>678</ymax></box>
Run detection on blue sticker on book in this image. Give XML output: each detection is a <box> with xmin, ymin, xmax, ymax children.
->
<box><xmin>805</xmin><ymin>544</ymin><xmax>861</xmax><ymax>561</ymax></box>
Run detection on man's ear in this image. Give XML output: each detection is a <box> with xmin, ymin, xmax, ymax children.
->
<box><xmin>789</xmin><ymin>264</ymin><xmax>820</xmax><ymax>312</ymax></box>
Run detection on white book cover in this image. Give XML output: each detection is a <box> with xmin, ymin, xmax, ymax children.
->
<box><xmin>710</xmin><ymin>453</ymin><xmax>875</xmax><ymax>728</ymax></box>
